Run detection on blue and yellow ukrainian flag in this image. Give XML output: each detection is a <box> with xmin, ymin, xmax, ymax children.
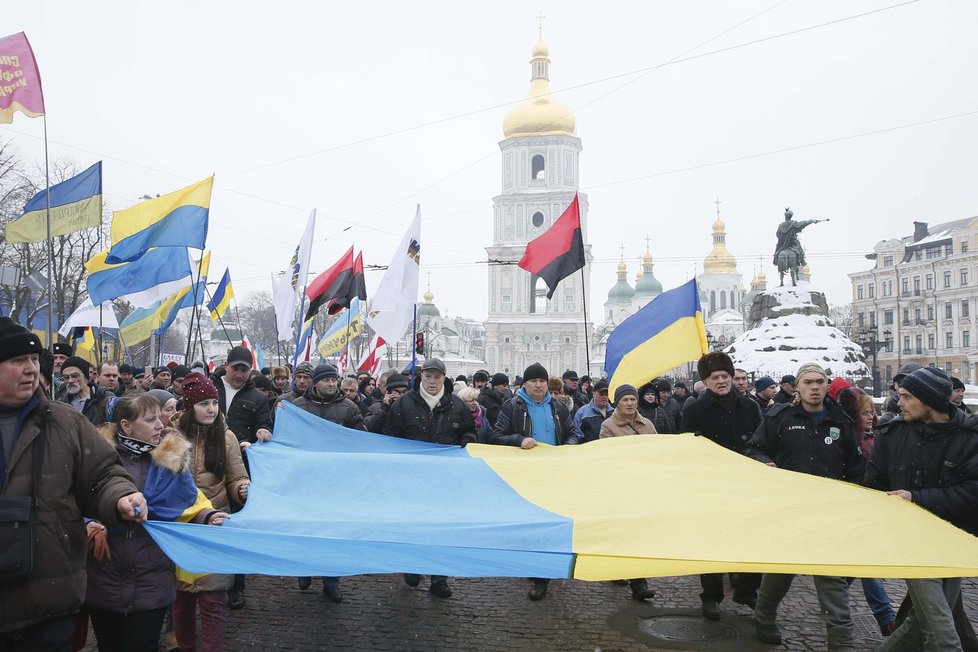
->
<box><xmin>119</xmin><ymin>302</ymin><xmax>165</xmax><ymax>345</ymax></box>
<box><xmin>4</xmin><ymin>162</ymin><xmax>102</xmax><ymax>243</ymax></box>
<box><xmin>207</xmin><ymin>268</ymin><xmax>233</xmax><ymax>321</ymax></box>
<box><xmin>106</xmin><ymin>176</ymin><xmax>212</xmax><ymax>264</ymax></box>
<box><xmin>155</xmin><ymin>252</ymin><xmax>211</xmax><ymax>334</ymax></box>
<box><xmin>605</xmin><ymin>279</ymin><xmax>709</xmax><ymax>397</ymax></box>
<box><xmin>86</xmin><ymin>247</ymin><xmax>193</xmax><ymax>308</ymax></box>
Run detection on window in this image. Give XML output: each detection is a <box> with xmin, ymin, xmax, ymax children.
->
<box><xmin>868</xmin><ymin>282</ymin><xmax>876</xmax><ymax>298</ymax></box>
<box><xmin>915</xmin><ymin>335</ymin><xmax>923</xmax><ymax>353</ymax></box>
<box><xmin>962</xmin><ymin>242</ymin><xmax>969</xmax><ymax>253</ymax></box>
<box><xmin>857</xmin><ymin>286</ymin><xmax>864</xmax><ymax>300</ymax></box>
<box><xmin>926</xmin><ymin>247</ymin><xmax>940</xmax><ymax>260</ymax></box>
<box><xmin>531</xmin><ymin>211</ymin><xmax>544</xmax><ymax>228</ymax></box>
<box><xmin>882</xmin><ymin>255</ymin><xmax>893</xmax><ymax>267</ymax></box>
<box><xmin>914</xmin><ymin>277</ymin><xmax>921</xmax><ymax>294</ymax></box>
<box><xmin>531</xmin><ymin>154</ymin><xmax>545</xmax><ymax>180</ymax></box>
<box><xmin>946</xmin><ymin>244</ymin><xmax>954</xmax><ymax>256</ymax></box>
<box><xmin>885</xmin><ymin>365</ymin><xmax>893</xmax><ymax>382</ymax></box>
<box><xmin>965</xmin><ymin>331</ymin><xmax>971</xmax><ymax>348</ymax></box>
<box><xmin>504</xmin><ymin>337</ymin><xmax>510</xmax><ymax>343</ymax></box>
<box><xmin>926</xmin><ymin>275</ymin><xmax>934</xmax><ymax>290</ymax></box>
<box><xmin>964</xmin><ymin>300</ymin><xmax>971</xmax><ymax>317</ymax></box>
<box><xmin>720</xmin><ymin>292</ymin><xmax>727</xmax><ymax>309</ymax></box>
<box><xmin>945</xmin><ymin>271</ymin><xmax>952</xmax><ymax>288</ymax></box>
<box><xmin>883</xmin><ymin>281</ymin><xmax>892</xmax><ymax>297</ymax></box>
<box><xmin>947</xmin><ymin>332</ymin><xmax>954</xmax><ymax>349</ymax></box>
<box><xmin>530</xmin><ymin>276</ymin><xmax>548</xmax><ymax>314</ymax></box>
<box><xmin>946</xmin><ymin>302</ymin><xmax>953</xmax><ymax>319</ymax></box>
<box><xmin>915</xmin><ymin>251</ymin><xmax>923</xmax><ymax>261</ymax></box>
<box><xmin>962</xmin><ymin>269</ymin><xmax>969</xmax><ymax>286</ymax></box>
<box><xmin>883</xmin><ymin>310</ymin><xmax>894</xmax><ymax>325</ymax></box>
<box><xmin>927</xmin><ymin>305</ymin><xmax>934</xmax><ymax>321</ymax></box>
<box><xmin>870</xmin><ymin>312</ymin><xmax>877</xmax><ymax>327</ymax></box>
<box><xmin>903</xmin><ymin>336</ymin><xmax>911</xmax><ymax>352</ymax></box>
<box><xmin>858</xmin><ymin>313</ymin><xmax>865</xmax><ymax>328</ymax></box>
<box><xmin>928</xmin><ymin>334</ymin><xmax>935</xmax><ymax>350</ymax></box>
<box><xmin>902</xmin><ymin>278</ymin><xmax>909</xmax><ymax>295</ymax></box>
<box><xmin>915</xmin><ymin>307</ymin><xmax>922</xmax><ymax>322</ymax></box>
<box><xmin>903</xmin><ymin>307</ymin><xmax>910</xmax><ymax>324</ymax></box>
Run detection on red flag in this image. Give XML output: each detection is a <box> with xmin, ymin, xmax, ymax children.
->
<box><xmin>518</xmin><ymin>194</ymin><xmax>585</xmax><ymax>299</ymax></box>
<box><xmin>305</xmin><ymin>246</ymin><xmax>355</xmax><ymax>320</ymax></box>
<box><xmin>326</xmin><ymin>251</ymin><xmax>366</xmax><ymax>315</ymax></box>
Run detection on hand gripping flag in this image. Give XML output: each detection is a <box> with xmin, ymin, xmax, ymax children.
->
<box><xmin>5</xmin><ymin>162</ymin><xmax>102</xmax><ymax>244</ymax></box>
<box><xmin>0</xmin><ymin>32</ymin><xmax>45</xmax><ymax>123</ymax></box>
<box><xmin>518</xmin><ymin>194</ymin><xmax>585</xmax><ymax>299</ymax></box>
<box><xmin>604</xmin><ymin>279</ymin><xmax>709</xmax><ymax>397</ymax></box>
<box><xmin>106</xmin><ymin>176</ymin><xmax>212</xmax><ymax>264</ymax></box>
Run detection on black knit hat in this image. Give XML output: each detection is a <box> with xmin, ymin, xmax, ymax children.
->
<box><xmin>0</xmin><ymin>317</ymin><xmax>44</xmax><ymax>363</ymax></box>
<box><xmin>614</xmin><ymin>384</ymin><xmax>638</xmax><ymax>404</ymax></box>
<box><xmin>951</xmin><ymin>377</ymin><xmax>965</xmax><ymax>391</ymax></box>
<box><xmin>900</xmin><ymin>367</ymin><xmax>953</xmax><ymax>413</ymax></box>
<box><xmin>171</xmin><ymin>365</ymin><xmax>191</xmax><ymax>380</ymax></box>
<box><xmin>561</xmin><ymin>369</ymin><xmax>579</xmax><ymax>381</ymax></box>
<box><xmin>313</xmin><ymin>363</ymin><xmax>339</xmax><ymax>383</ymax></box>
<box><xmin>473</xmin><ymin>370</ymin><xmax>490</xmax><ymax>383</ymax></box>
<box><xmin>523</xmin><ymin>363</ymin><xmax>549</xmax><ymax>383</ymax></box>
<box><xmin>697</xmin><ymin>351</ymin><xmax>735</xmax><ymax>380</ymax></box>
<box><xmin>490</xmin><ymin>373</ymin><xmax>509</xmax><ymax>387</ymax></box>
<box><xmin>60</xmin><ymin>355</ymin><xmax>91</xmax><ymax>377</ymax></box>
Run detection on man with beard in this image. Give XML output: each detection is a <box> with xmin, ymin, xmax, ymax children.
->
<box><xmin>477</xmin><ymin>373</ymin><xmax>509</xmax><ymax>428</ymax></box>
<box><xmin>680</xmin><ymin>352</ymin><xmax>763</xmax><ymax>620</ymax></box>
<box><xmin>56</xmin><ymin>356</ymin><xmax>111</xmax><ymax>425</ymax></box>
<box><xmin>51</xmin><ymin>341</ymin><xmax>72</xmax><ymax>395</ymax></box>
<box><xmin>384</xmin><ymin>358</ymin><xmax>476</xmax><ymax>599</ymax></box>
<box><xmin>745</xmin><ymin>362</ymin><xmax>864</xmax><ymax>647</ymax></box>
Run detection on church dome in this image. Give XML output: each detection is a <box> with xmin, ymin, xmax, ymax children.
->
<box><xmin>417</xmin><ymin>288</ymin><xmax>440</xmax><ymax>318</ymax></box>
<box><xmin>634</xmin><ymin>248</ymin><xmax>663</xmax><ymax>298</ymax></box>
<box><xmin>606</xmin><ymin>260</ymin><xmax>634</xmax><ymax>304</ymax></box>
<box><xmin>502</xmin><ymin>29</ymin><xmax>576</xmax><ymax>138</ymax></box>
<box><xmin>703</xmin><ymin>215</ymin><xmax>738</xmax><ymax>274</ymax></box>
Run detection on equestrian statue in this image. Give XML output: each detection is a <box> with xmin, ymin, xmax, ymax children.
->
<box><xmin>773</xmin><ymin>207</ymin><xmax>828</xmax><ymax>287</ymax></box>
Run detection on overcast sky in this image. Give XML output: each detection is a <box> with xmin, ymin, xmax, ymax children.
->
<box><xmin>3</xmin><ymin>0</ymin><xmax>976</xmax><ymax>324</ymax></box>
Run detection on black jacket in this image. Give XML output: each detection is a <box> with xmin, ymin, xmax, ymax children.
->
<box><xmin>216</xmin><ymin>377</ymin><xmax>273</xmax><ymax>444</ymax></box>
<box><xmin>383</xmin><ymin>379</ymin><xmax>476</xmax><ymax>446</ymax></box>
<box><xmin>745</xmin><ymin>401</ymin><xmax>864</xmax><ymax>483</ymax></box>
<box><xmin>292</xmin><ymin>387</ymin><xmax>365</xmax><ymax>430</ymax></box>
<box><xmin>772</xmin><ymin>388</ymin><xmax>793</xmax><ymax>405</ymax></box>
<box><xmin>363</xmin><ymin>400</ymin><xmax>389</xmax><ymax>433</ymax></box>
<box><xmin>491</xmin><ymin>394</ymin><xmax>580</xmax><ymax>447</ymax></box>
<box><xmin>55</xmin><ymin>384</ymin><xmax>111</xmax><ymax>426</ymax></box>
<box><xmin>680</xmin><ymin>390</ymin><xmax>762</xmax><ymax>453</ymax></box>
<box><xmin>477</xmin><ymin>386</ymin><xmax>506</xmax><ymax>427</ymax></box>
<box><xmin>864</xmin><ymin>410</ymin><xmax>978</xmax><ymax>536</ymax></box>
<box><xmin>638</xmin><ymin>383</ymin><xmax>675</xmax><ymax>434</ymax></box>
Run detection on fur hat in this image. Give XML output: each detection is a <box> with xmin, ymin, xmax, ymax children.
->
<box><xmin>51</xmin><ymin>341</ymin><xmax>73</xmax><ymax>357</ymax></box>
<box><xmin>181</xmin><ymin>372</ymin><xmax>218</xmax><ymax>409</ymax></box>
<box><xmin>0</xmin><ymin>317</ymin><xmax>44</xmax><ymax>363</ymax></box>
<box><xmin>522</xmin><ymin>363</ymin><xmax>549</xmax><ymax>383</ymax></box>
<box><xmin>548</xmin><ymin>378</ymin><xmax>564</xmax><ymax>395</ymax></box>
<box><xmin>473</xmin><ymin>370</ymin><xmax>490</xmax><ymax>383</ymax></box>
<box><xmin>697</xmin><ymin>352</ymin><xmax>734</xmax><ymax>380</ymax></box>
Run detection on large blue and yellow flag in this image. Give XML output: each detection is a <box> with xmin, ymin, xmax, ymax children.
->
<box><xmin>207</xmin><ymin>268</ymin><xmax>233</xmax><ymax>321</ymax></box>
<box><xmin>4</xmin><ymin>161</ymin><xmax>102</xmax><ymax>243</ymax></box>
<box><xmin>86</xmin><ymin>247</ymin><xmax>193</xmax><ymax>308</ymax></box>
<box><xmin>144</xmin><ymin>402</ymin><xmax>978</xmax><ymax>580</ymax></box>
<box><xmin>155</xmin><ymin>251</ymin><xmax>211</xmax><ymax>334</ymax></box>
<box><xmin>605</xmin><ymin>279</ymin><xmax>708</xmax><ymax>397</ymax></box>
<box><xmin>119</xmin><ymin>301</ymin><xmax>165</xmax><ymax>345</ymax></box>
<box><xmin>106</xmin><ymin>176</ymin><xmax>212</xmax><ymax>264</ymax></box>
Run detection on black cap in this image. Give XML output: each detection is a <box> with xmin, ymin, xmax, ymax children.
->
<box><xmin>312</xmin><ymin>363</ymin><xmax>339</xmax><ymax>383</ymax></box>
<box><xmin>119</xmin><ymin>363</ymin><xmax>134</xmax><ymax>374</ymax></box>
<box><xmin>421</xmin><ymin>358</ymin><xmax>447</xmax><ymax>375</ymax></box>
<box><xmin>593</xmin><ymin>379</ymin><xmax>609</xmax><ymax>394</ymax></box>
<box><xmin>227</xmin><ymin>345</ymin><xmax>253</xmax><ymax>369</ymax></box>
<box><xmin>523</xmin><ymin>363</ymin><xmax>549</xmax><ymax>383</ymax></box>
<box><xmin>0</xmin><ymin>317</ymin><xmax>44</xmax><ymax>363</ymax></box>
<box><xmin>951</xmin><ymin>377</ymin><xmax>966</xmax><ymax>391</ymax></box>
<box><xmin>171</xmin><ymin>365</ymin><xmax>191</xmax><ymax>380</ymax></box>
<box><xmin>60</xmin><ymin>355</ymin><xmax>91</xmax><ymax>377</ymax></box>
<box><xmin>51</xmin><ymin>341</ymin><xmax>73</xmax><ymax>357</ymax></box>
<box><xmin>893</xmin><ymin>363</ymin><xmax>923</xmax><ymax>383</ymax></box>
<box><xmin>562</xmin><ymin>369</ymin><xmax>579</xmax><ymax>381</ymax></box>
<box><xmin>780</xmin><ymin>375</ymin><xmax>796</xmax><ymax>385</ymax></box>
<box><xmin>385</xmin><ymin>373</ymin><xmax>410</xmax><ymax>391</ymax></box>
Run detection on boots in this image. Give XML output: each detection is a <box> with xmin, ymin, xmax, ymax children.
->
<box><xmin>628</xmin><ymin>578</ymin><xmax>656</xmax><ymax>602</ymax></box>
<box><xmin>528</xmin><ymin>578</ymin><xmax>550</xmax><ymax>601</ymax></box>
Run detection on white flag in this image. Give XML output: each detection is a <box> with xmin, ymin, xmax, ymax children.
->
<box><xmin>367</xmin><ymin>205</ymin><xmax>421</xmax><ymax>346</ymax></box>
<box><xmin>273</xmin><ymin>209</ymin><xmax>317</xmax><ymax>339</ymax></box>
<box><xmin>58</xmin><ymin>298</ymin><xmax>121</xmax><ymax>337</ymax></box>
<box><xmin>358</xmin><ymin>335</ymin><xmax>386</xmax><ymax>377</ymax></box>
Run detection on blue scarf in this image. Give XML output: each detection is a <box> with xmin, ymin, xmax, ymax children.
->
<box><xmin>517</xmin><ymin>387</ymin><xmax>556</xmax><ymax>445</ymax></box>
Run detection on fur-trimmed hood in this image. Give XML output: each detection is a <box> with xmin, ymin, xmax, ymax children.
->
<box><xmin>98</xmin><ymin>425</ymin><xmax>192</xmax><ymax>473</ymax></box>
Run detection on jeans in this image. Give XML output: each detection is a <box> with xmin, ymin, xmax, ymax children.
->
<box><xmin>700</xmin><ymin>572</ymin><xmax>761</xmax><ymax>604</ymax></box>
<box><xmin>755</xmin><ymin>574</ymin><xmax>855</xmax><ymax>651</ymax></box>
<box><xmin>861</xmin><ymin>578</ymin><xmax>896</xmax><ymax>628</ymax></box>
<box><xmin>173</xmin><ymin>590</ymin><xmax>228</xmax><ymax>652</ymax></box>
<box><xmin>878</xmin><ymin>578</ymin><xmax>963</xmax><ymax>652</ymax></box>
<box><xmin>0</xmin><ymin>614</ymin><xmax>75</xmax><ymax>652</ymax></box>
<box><xmin>88</xmin><ymin>607</ymin><xmax>167</xmax><ymax>652</ymax></box>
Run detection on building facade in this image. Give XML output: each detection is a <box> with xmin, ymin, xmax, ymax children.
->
<box><xmin>484</xmin><ymin>29</ymin><xmax>593</xmax><ymax>377</ymax></box>
<box><xmin>849</xmin><ymin>217</ymin><xmax>978</xmax><ymax>385</ymax></box>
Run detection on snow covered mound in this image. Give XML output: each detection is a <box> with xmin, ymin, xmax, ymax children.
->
<box><xmin>727</xmin><ymin>283</ymin><xmax>868</xmax><ymax>379</ymax></box>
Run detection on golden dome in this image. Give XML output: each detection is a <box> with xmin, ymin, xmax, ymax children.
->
<box><xmin>703</xmin><ymin>214</ymin><xmax>738</xmax><ymax>274</ymax></box>
<box><xmin>758</xmin><ymin>270</ymin><xmax>767</xmax><ymax>282</ymax></box>
<box><xmin>712</xmin><ymin>218</ymin><xmax>725</xmax><ymax>232</ymax></box>
<box><xmin>617</xmin><ymin>260</ymin><xmax>627</xmax><ymax>274</ymax></box>
<box><xmin>423</xmin><ymin>288</ymin><xmax>434</xmax><ymax>303</ymax></box>
<box><xmin>502</xmin><ymin>29</ymin><xmax>576</xmax><ymax>138</ymax></box>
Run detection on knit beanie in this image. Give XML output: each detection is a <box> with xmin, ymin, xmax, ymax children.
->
<box><xmin>900</xmin><ymin>367</ymin><xmax>953</xmax><ymax>413</ymax></box>
<box><xmin>796</xmin><ymin>362</ymin><xmax>828</xmax><ymax>382</ymax></box>
<box><xmin>697</xmin><ymin>351</ymin><xmax>734</xmax><ymax>380</ymax></box>
<box><xmin>295</xmin><ymin>362</ymin><xmax>314</xmax><ymax>377</ymax></box>
<box><xmin>171</xmin><ymin>365</ymin><xmax>191</xmax><ymax>381</ymax></box>
<box><xmin>754</xmin><ymin>376</ymin><xmax>776</xmax><ymax>393</ymax></box>
<box><xmin>522</xmin><ymin>363</ymin><xmax>549</xmax><ymax>383</ymax></box>
<box><xmin>60</xmin><ymin>355</ymin><xmax>91</xmax><ymax>377</ymax></box>
<box><xmin>181</xmin><ymin>372</ymin><xmax>218</xmax><ymax>409</ymax></box>
<box><xmin>490</xmin><ymin>373</ymin><xmax>509</xmax><ymax>387</ymax></box>
<box><xmin>828</xmin><ymin>377</ymin><xmax>852</xmax><ymax>401</ymax></box>
<box><xmin>614</xmin><ymin>384</ymin><xmax>638</xmax><ymax>404</ymax></box>
<box><xmin>312</xmin><ymin>363</ymin><xmax>339</xmax><ymax>383</ymax></box>
<box><xmin>0</xmin><ymin>317</ymin><xmax>44</xmax><ymax>363</ymax></box>
<box><xmin>147</xmin><ymin>389</ymin><xmax>175</xmax><ymax>407</ymax></box>
<box><xmin>951</xmin><ymin>377</ymin><xmax>965</xmax><ymax>391</ymax></box>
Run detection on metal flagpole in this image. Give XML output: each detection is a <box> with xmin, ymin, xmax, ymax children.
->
<box><xmin>580</xmin><ymin>267</ymin><xmax>592</xmax><ymax>378</ymax></box>
<box><xmin>42</xmin><ymin>116</ymin><xmax>54</xmax><ymax>365</ymax></box>
<box><xmin>291</xmin><ymin>292</ymin><xmax>307</xmax><ymax>367</ymax></box>
<box><xmin>410</xmin><ymin>304</ymin><xmax>418</xmax><ymax>385</ymax></box>
<box><xmin>184</xmin><ymin>253</ymin><xmax>204</xmax><ymax>362</ymax></box>
<box><xmin>203</xmin><ymin>285</ymin><xmax>235</xmax><ymax>348</ymax></box>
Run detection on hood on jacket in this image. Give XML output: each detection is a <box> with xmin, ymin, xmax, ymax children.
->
<box><xmin>98</xmin><ymin>424</ymin><xmax>192</xmax><ymax>473</ymax></box>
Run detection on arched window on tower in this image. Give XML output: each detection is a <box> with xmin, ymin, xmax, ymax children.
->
<box><xmin>730</xmin><ymin>291</ymin><xmax>736</xmax><ymax>309</ymax></box>
<box><xmin>529</xmin><ymin>275</ymin><xmax>549</xmax><ymax>314</ymax></box>
<box><xmin>720</xmin><ymin>292</ymin><xmax>727</xmax><ymax>309</ymax></box>
<box><xmin>710</xmin><ymin>290</ymin><xmax>716</xmax><ymax>313</ymax></box>
<box><xmin>531</xmin><ymin>154</ymin><xmax>546</xmax><ymax>180</ymax></box>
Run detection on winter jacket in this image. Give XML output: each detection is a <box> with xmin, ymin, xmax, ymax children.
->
<box><xmin>680</xmin><ymin>389</ymin><xmax>763</xmax><ymax>453</ymax></box>
<box><xmin>217</xmin><ymin>377</ymin><xmax>273</xmax><ymax>444</ymax></box>
<box><xmin>0</xmin><ymin>391</ymin><xmax>137</xmax><ymax>634</ymax></box>
<box><xmin>55</xmin><ymin>384</ymin><xmax>112</xmax><ymax>426</ymax></box>
<box><xmin>599</xmin><ymin>410</ymin><xmax>656</xmax><ymax>437</ymax></box>
<box><xmin>745</xmin><ymin>401</ymin><xmax>864</xmax><ymax>483</ymax></box>
<box><xmin>864</xmin><ymin>410</ymin><xmax>978</xmax><ymax>536</ymax></box>
<box><xmin>470</xmin><ymin>404</ymin><xmax>494</xmax><ymax>443</ymax></box>
<box><xmin>363</xmin><ymin>400</ymin><xmax>390</xmax><ymax>434</ymax></box>
<box><xmin>491</xmin><ymin>393</ymin><xmax>580</xmax><ymax>447</ymax></box>
<box><xmin>384</xmin><ymin>379</ymin><xmax>477</xmax><ymax>446</ymax></box>
<box><xmin>182</xmin><ymin>425</ymin><xmax>249</xmax><ymax>512</ymax></box>
<box><xmin>86</xmin><ymin>432</ymin><xmax>215</xmax><ymax>613</ymax></box>
<box><xmin>772</xmin><ymin>388</ymin><xmax>794</xmax><ymax>405</ymax></box>
<box><xmin>292</xmin><ymin>387</ymin><xmax>365</xmax><ymax>430</ymax></box>
<box><xmin>574</xmin><ymin>400</ymin><xmax>612</xmax><ymax>443</ymax></box>
<box><xmin>477</xmin><ymin>386</ymin><xmax>507</xmax><ymax>427</ymax></box>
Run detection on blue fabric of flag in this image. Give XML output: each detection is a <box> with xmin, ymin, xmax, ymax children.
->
<box><xmin>23</xmin><ymin>161</ymin><xmax>102</xmax><ymax>212</ymax></box>
<box><xmin>87</xmin><ymin>248</ymin><xmax>194</xmax><ymax>306</ymax></box>
<box><xmin>145</xmin><ymin>402</ymin><xmax>575</xmax><ymax>578</ymax></box>
<box><xmin>107</xmin><ymin>206</ymin><xmax>208</xmax><ymax>264</ymax></box>
<box><xmin>144</xmin><ymin>467</ymin><xmax>200</xmax><ymax>522</ymax></box>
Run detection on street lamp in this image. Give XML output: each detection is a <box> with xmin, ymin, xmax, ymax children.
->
<box><xmin>858</xmin><ymin>327</ymin><xmax>891</xmax><ymax>398</ymax></box>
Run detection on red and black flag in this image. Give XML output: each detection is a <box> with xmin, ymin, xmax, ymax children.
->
<box><xmin>326</xmin><ymin>251</ymin><xmax>366</xmax><ymax>315</ymax></box>
<box><xmin>518</xmin><ymin>194</ymin><xmax>585</xmax><ymax>298</ymax></box>
<box><xmin>305</xmin><ymin>246</ymin><xmax>354</xmax><ymax>320</ymax></box>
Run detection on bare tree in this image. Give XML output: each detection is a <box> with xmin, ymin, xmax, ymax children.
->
<box><xmin>828</xmin><ymin>303</ymin><xmax>854</xmax><ymax>337</ymax></box>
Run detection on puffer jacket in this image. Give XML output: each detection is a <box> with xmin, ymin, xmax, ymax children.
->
<box><xmin>182</xmin><ymin>425</ymin><xmax>249</xmax><ymax>512</ymax></box>
<box><xmin>491</xmin><ymin>393</ymin><xmax>580</xmax><ymax>447</ymax></box>
<box><xmin>216</xmin><ymin>377</ymin><xmax>272</xmax><ymax>444</ymax></box>
<box><xmin>85</xmin><ymin>431</ymin><xmax>215</xmax><ymax>613</ymax></box>
<box><xmin>865</xmin><ymin>410</ymin><xmax>978</xmax><ymax>536</ymax></box>
<box><xmin>292</xmin><ymin>386</ymin><xmax>365</xmax><ymax>430</ymax></box>
<box><xmin>383</xmin><ymin>379</ymin><xmax>476</xmax><ymax>446</ymax></box>
<box><xmin>477</xmin><ymin>386</ymin><xmax>506</xmax><ymax>427</ymax></box>
<box><xmin>1</xmin><ymin>391</ymin><xmax>137</xmax><ymax>634</ymax></box>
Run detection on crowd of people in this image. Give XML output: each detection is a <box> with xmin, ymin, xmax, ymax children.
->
<box><xmin>1</xmin><ymin>312</ymin><xmax>976</xmax><ymax>650</ymax></box>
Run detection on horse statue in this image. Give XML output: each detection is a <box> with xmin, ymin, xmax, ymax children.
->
<box><xmin>773</xmin><ymin>208</ymin><xmax>828</xmax><ymax>287</ymax></box>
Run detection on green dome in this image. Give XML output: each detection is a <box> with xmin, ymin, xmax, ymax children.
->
<box><xmin>607</xmin><ymin>279</ymin><xmax>635</xmax><ymax>304</ymax></box>
<box><xmin>418</xmin><ymin>302</ymin><xmax>441</xmax><ymax>318</ymax></box>
<box><xmin>634</xmin><ymin>272</ymin><xmax>663</xmax><ymax>298</ymax></box>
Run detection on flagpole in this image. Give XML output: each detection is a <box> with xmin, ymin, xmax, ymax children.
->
<box><xmin>580</xmin><ymin>268</ymin><xmax>592</xmax><ymax>378</ymax></box>
<box><xmin>184</xmin><ymin>252</ymin><xmax>204</xmax><ymax>362</ymax></box>
<box><xmin>203</xmin><ymin>285</ymin><xmax>235</xmax><ymax>348</ymax></box>
<box><xmin>410</xmin><ymin>304</ymin><xmax>418</xmax><ymax>385</ymax></box>
<box><xmin>291</xmin><ymin>291</ymin><xmax>308</xmax><ymax>367</ymax></box>
<box><xmin>42</xmin><ymin>116</ymin><xmax>54</xmax><ymax>367</ymax></box>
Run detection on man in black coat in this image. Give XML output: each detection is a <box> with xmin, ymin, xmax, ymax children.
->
<box><xmin>215</xmin><ymin>345</ymin><xmax>272</xmax><ymax>610</ymax></box>
<box><xmin>680</xmin><ymin>352</ymin><xmax>763</xmax><ymax>621</ymax></box>
<box><xmin>771</xmin><ymin>374</ymin><xmax>795</xmax><ymax>404</ymax></box>
<box><xmin>384</xmin><ymin>357</ymin><xmax>476</xmax><ymax>599</ymax></box>
<box><xmin>745</xmin><ymin>362</ymin><xmax>863</xmax><ymax>647</ymax></box>
<box><xmin>492</xmin><ymin>362</ymin><xmax>579</xmax><ymax>602</ymax></box>
<box><xmin>477</xmin><ymin>372</ymin><xmax>509</xmax><ymax>428</ymax></box>
<box><xmin>864</xmin><ymin>366</ymin><xmax>978</xmax><ymax>651</ymax></box>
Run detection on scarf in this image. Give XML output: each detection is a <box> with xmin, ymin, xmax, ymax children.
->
<box><xmin>419</xmin><ymin>384</ymin><xmax>444</xmax><ymax>412</ymax></box>
<box><xmin>118</xmin><ymin>434</ymin><xmax>157</xmax><ymax>457</ymax></box>
<box><xmin>709</xmin><ymin>389</ymin><xmax>737</xmax><ymax>412</ymax></box>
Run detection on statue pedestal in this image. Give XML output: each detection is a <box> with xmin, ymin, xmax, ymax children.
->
<box><xmin>727</xmin><ymin>282</ymin><xmax>867</xmax><ymax>379</ymax></box>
